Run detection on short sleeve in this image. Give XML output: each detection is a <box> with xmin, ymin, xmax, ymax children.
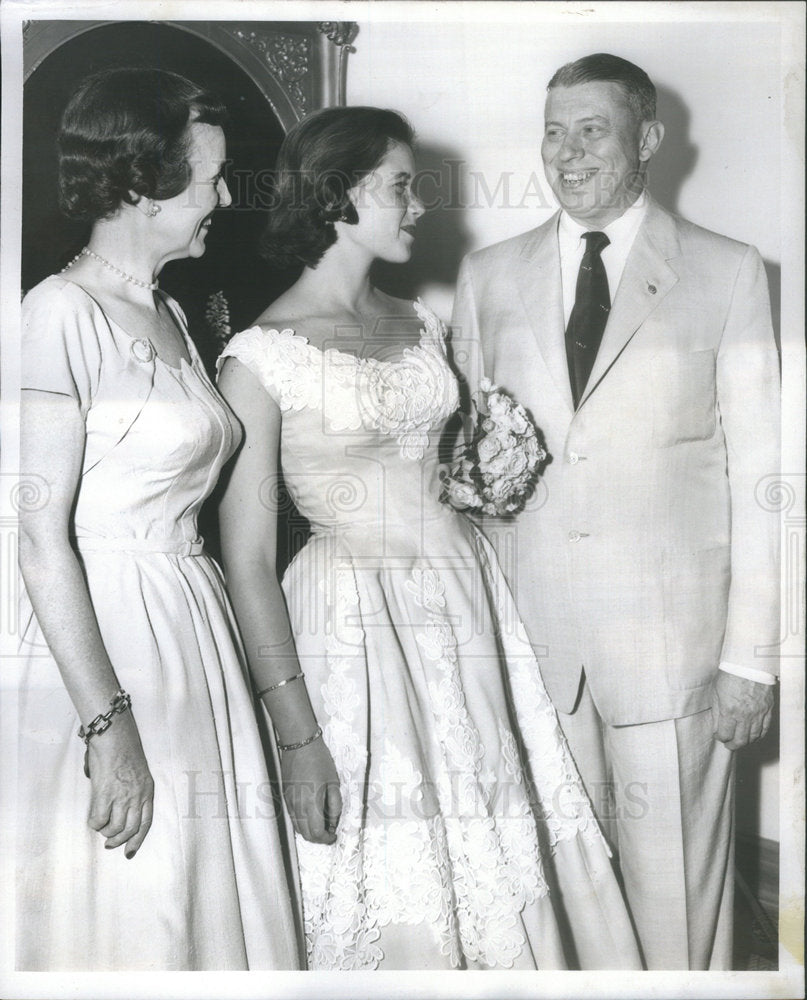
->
<box><xmin>217</xmin><ymin>326</ymin><xmax>318</xmax><ymax>411</ymax></box>
<box><xmin>21</xmin><ymin>278</ymin><xmax>103</xmax><ymax>411</ymax></box>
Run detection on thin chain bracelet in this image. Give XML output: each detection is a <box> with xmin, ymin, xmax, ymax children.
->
<box><xmin>78</xmin><ymin>690</ymin><xmax>132</xmax><ymax>779</ymax></box>
<box><xmin>256</xmin><ymin>671</ymin><xmax>304</xmax><ymax>699</ymax></box>
<box><xmin>277</xmin><ymin>725</ymin><xmax>322</xmax><ymax>753</ymax></box>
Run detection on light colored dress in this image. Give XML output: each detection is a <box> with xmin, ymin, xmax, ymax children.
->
<box><xmin>16</xmin><ymin>275</ymin><xmax>300</xmax><ymax>971</ymax></box>
<box><xmin>218</xmin><ymin>300</ymin><xmax>642</xmax><ymax>971</ymax></box>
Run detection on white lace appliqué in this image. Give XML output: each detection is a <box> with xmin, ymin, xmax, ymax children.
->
<box><xmin>297</xmin><ymin>558</ymin><xmax>554</xmax><ymax>970</ymax></box>
<box><xmin>408</xmin><ymin>564</ymin><xmax>549</xmax><ymax>969</ymax></box>
<box><xmin>470</xmin><ymin>530</ymin><xmax>606</xmax><ymax>853</ymax></box>
<box><xmin>217</xmin><ymin>300</ymin><xmax>458</xmax><ymax>461</ymax></box>
<box><xmin>296</xmin><ymin>561</ymin><xmax>459</xmax><ymax>970</ymax></box>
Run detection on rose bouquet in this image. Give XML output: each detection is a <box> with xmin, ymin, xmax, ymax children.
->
<box><xmin>440</xmin><ymin>378</ymin><xmax>546</xmax><ymax>516</ymax></box>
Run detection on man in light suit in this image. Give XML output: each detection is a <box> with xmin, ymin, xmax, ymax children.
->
<box><xmin>450</xmin><ymin>53</ymin><xmax>780</xmax><ymax>970</ymax></box>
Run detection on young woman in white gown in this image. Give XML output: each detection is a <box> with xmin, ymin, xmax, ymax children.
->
<box><xmin>217</xmin><ymin>106</ymin><xmax>642</xmax><ymax>971</ymax></box>
<box><xmin>17</xmin><ymin>68</ymin><xmax>299</xmax><ymax>970</ymax></box>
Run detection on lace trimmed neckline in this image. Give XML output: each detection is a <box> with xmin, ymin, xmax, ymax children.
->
<box><xmin>217</xmin><ymin>297</ymin><xmax>457</xmax><ymax>461</ymax></box>
<box><xmin>247</xmin><ymin>297</ymin><xmax>444</xmax><ymax>368</ymax></box>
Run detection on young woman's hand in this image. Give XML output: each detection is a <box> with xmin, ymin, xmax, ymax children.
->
<box><xmin>280</xmin><ymin>738</ymin><xmax>342</xmax><ymax>845</ymax></box>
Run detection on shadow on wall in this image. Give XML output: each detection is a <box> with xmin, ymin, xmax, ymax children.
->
<box><xmin>651</xmin><ymin>84</ymin><xmax>699</xmax><ymax>216</ymax></box>
<box><xmin>372</xmin><ymin>142</ymin><xmax>472</xmax><ymax>302</ymax></box>
<box><xmin>652</xmin><ymin>84</ymin><xmax>780</xmax><ymax>349</ymax></box>
<box><xmin>763</xmin><ymin>260</ymin><xmax>782</xmax><ymax>353</ymax></box>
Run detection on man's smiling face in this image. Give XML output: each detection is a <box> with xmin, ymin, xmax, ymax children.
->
<box><xmin>541</xmin><ymin>79</ymin><xmax>655</xmax><ymax>228</ymax></box>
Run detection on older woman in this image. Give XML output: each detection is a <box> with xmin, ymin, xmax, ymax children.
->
<box><xmin>217</xmin><ymin>106</ymin><xmax>642</xmax><ymax>971</ymax></box>
<box><xmin>17</xmin><ymin>68</ymin><xmax>299</xmax><ymax>970</ymax></box>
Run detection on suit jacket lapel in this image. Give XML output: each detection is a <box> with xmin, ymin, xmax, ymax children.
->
<box><xmin>579</xmin><ymin>199</ymin><xmax>681</xmax><ymax>407</ymax></box>
<box><xmin>514</xmin><ymin>214</ymin><xmax>575</xmax><ymax>413</ymax></box>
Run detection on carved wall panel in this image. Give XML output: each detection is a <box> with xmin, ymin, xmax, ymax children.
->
<box><xmin>23</xmin><ymin>19</ymin><xmax>357</xmax><ymax>128</ymax></box>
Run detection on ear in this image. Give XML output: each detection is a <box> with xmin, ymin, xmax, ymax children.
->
<box><xmin>332</xmin><ymin>187</ymin><xmax>359</xmax><ymax>226</ymax></box>
<box><xmin>638</xmin><ymin>121</ymin><xmax>665</xmax><ymax>163</ymax></box>
<box><xmin>128</xmin><ymin>191</ymin><xmax>152</xmax><ymax>216</ymax></box>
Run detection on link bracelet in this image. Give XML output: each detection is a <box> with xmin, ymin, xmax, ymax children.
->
<box><xmin>78</xmin><ymin>689</ymin><xmax>132</xmax><ymax>778</ymax></box>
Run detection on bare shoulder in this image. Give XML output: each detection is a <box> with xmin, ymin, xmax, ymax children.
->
<box><xmin>374</xmin><ymin>289</ymin><xmax>414</xmax><ymax>314</ymax></box>
<box><xmin>369</xmin><ymin>290</ymin><xmax>424</xmax><ymax>342</ymax></box>
<box><xmin>251</xmin><ymin>295</ymin><xmax>345</xmax><ymax>352</ymax></box>
<box><xmin>251</xmin><ymin>284</ymin><xmax>312</xmax><ymax>330</ymax></box>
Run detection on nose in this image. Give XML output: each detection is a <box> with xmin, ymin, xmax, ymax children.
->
<box><xmin>217</xmin><ymin>177</ymin><xmax>232</xmax><ymax>208</ymax></box>
<box><xmin>558</xmin><ymin>131</ymin><xmax>584</xmax><ymax>162</ymax></box>
<box><xmin>408</xmin><ymin>190</ymin><xmax>425</xmax><ymax>219</ymax></box>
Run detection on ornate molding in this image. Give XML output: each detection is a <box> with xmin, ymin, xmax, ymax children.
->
<box><xmin>317</xmin><ymin>21</ymin><xmax>358</xmax><ymax>52</ymax></box>
<box><xmin>317</xmin><ymin>22</ymin><xmax>358</xmax><ymax>106</ymax></box>
<box><xmin>230</xmin><ymin>27</ymin><xmax>311</xmax><ymax>116</ymax></box>
<box><xmin>22</xmin><ymin>20</ymin><xmax>355</xmax><ymax>122</ymax></box>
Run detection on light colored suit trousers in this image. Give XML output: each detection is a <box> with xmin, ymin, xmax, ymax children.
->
<box><xmin>450</xmin><ymin>198</ymin><xmax>780</xmax><ymax>969</ymax></box>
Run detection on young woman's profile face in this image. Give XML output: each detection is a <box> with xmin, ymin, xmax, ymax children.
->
<box><xmin>340</xmin><ymin>141</ymin><xmax>424</xmax><ymax>264</ymax></box>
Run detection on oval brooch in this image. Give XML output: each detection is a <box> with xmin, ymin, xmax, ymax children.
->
<box><xmin>131</xmin><ymin>339</ymin><xmax>155</xmax><ymax>363</ymax></box>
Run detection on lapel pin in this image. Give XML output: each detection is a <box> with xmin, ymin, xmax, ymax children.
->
<box><xmin>647</xmin><ymin>283</ymin><xmax>657</xmax><ymax>295</ymax></box>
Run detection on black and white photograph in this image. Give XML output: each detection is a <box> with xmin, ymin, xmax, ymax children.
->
<box><xmin>0</xmin><ymin>1</ymin><xmax>803</xmax><ymax>997</ymax></box>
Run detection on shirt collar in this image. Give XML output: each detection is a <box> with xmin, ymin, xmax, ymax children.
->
<box><xmin>558</xmin><ymin>189</ymin><xmax>649</xmax><ymax>252</ymax></box>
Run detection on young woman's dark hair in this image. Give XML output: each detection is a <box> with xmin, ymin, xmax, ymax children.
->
<box><xmin>57</xmin><ymin>67</ymin><xmax>227</xmax><ymax>223</ymax></box>
<box><xmin>261</xmin><ymin>106</ymin><xmax>414</xmax><ymax>269</ymax></box>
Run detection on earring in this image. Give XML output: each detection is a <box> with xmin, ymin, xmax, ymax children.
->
<box><xmin>147</xmin><ymin>202</ymin><xmax>161</xmax><ymax>217</ymax></box>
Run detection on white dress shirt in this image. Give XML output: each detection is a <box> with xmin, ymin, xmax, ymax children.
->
<box><xmin>558</xmin><ymin>190</ymin><xmax>648</xmax><ymax>327</ymax></box>
<box><xmin>557</xmin><ymin>189</ymin><xmax>776</xmax><ymax>688</ymax></box>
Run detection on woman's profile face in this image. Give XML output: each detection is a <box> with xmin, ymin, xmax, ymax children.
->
<box><xmin>341</xmin><ymin>141</ymin><xmax>424</xmax><ymax>264</ymax></box>
<box><xmin>152</xmin><ymin>121</ymin><xmax>231</xmax><ymax>263</ymax></box>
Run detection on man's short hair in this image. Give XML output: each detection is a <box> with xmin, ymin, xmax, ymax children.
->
<box><xmin>548</xmin><ymin>53</ymin><xmax>657</xmax><ymax>123</ymax></box>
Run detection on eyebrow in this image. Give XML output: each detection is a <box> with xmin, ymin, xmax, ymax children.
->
<box><xmin>390</xmin><ymin>171</ymin><xmax>411</xmax><ymax>180</ymax></box>
<box><xmin>545</xmin><ymin>114</ymin><xmax>610</xmax><ymax>127</ymax></box>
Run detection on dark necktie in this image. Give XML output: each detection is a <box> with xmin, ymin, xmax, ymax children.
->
<box><xmin>565</xmin><ymin>231</ymin><xmax>611</xmax><ymax>408</ymax></box>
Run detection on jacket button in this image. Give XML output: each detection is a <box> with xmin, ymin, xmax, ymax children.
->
<box><xmin>568</xmin><ymin>452</ymin><xmax>579</xmax><ymax>465</ymax></box>
<box><xmin>568</xmin><ymin>530</ymin><xmax>582</xmax><ymax>542</ymax></box>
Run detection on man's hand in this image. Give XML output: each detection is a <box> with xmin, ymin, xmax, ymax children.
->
<box><xmin>711</xmin><ymin>671</ymin><xmax>774</xmax><ymax>750</ymax></box>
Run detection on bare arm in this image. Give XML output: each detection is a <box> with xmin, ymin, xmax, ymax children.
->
<box><xmin>19</xmin><ymin>389</ymin><xmax>153</xmax><ymax>856</ymax></box>
<box><xmin>217</xmin><ymin>357</ymin><xmax>341</xmax><ymax>843</ymax></box>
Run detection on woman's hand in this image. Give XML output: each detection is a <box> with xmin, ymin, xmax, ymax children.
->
<box><xmin>85</xmin><ymin>712</ymin><xmax>154</xmax><ymax>859</ymax></box>
<box><xmin>280</xmin><ymin>737</ymin><xmax>342</xmax><ymax>845</ymax></box>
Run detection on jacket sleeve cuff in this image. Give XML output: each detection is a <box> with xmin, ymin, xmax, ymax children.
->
<box><xmin>719</xmin><ymin>661</ymin><xmax>777</xmax><ymax>685</ymax></box>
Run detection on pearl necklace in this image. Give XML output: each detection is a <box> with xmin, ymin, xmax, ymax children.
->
<box><xmin>61</xmin><ymin>246</ymin><xmax>158</xmax><ymax>291</ymax></box>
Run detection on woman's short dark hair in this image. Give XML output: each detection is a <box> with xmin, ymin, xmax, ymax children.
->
<box><xmin>57</xmin><ymin>67</ymin><xmax>227</xmax><ymax>223</ymax></box>
<box><xmin>548</xmin><ymin>53</ymin><xmax>657</xmax><ymax>124</ymax></box>
<box><xmin>261</xmin><ymin>106</ymin><xmax>414</xmax><ymax>269</ymax></box>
